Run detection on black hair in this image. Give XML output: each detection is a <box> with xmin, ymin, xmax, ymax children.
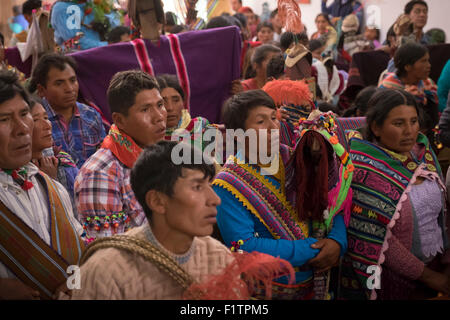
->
<box><xmin>280</xmin><ymin>31</ymin><xmax>309</xmax><ymax>51</ymax></box>
<box><xmin>0</xmin><ymin>32</ymin><xmax>4</xmax><ymax>46</ymax></box>
<box><xmin>107</xmin><ymin>70</ymin><xmax>160</xmax><ymax>116</ymax></box>
<box><xmin>257</xmin><ymin>21</ymin><xmax>274</xmax><ymax>33</ymax></box>
<box><xmin>29</xmin><ymin>53</ymin><xmax>77</xmax><ymax>92</ymax></box>
<box><xmin>426</xmin><ymin>28</ymin><xmax>446</xmax><ymax>44</ymax></box>
<box><xmin>404</xmin><ymin>0</ymin><xmax>428</xmax><ymax>14</ymax></box>
<box><xmin>394</xmin><ymin>42</ymin><xmax>428</xmax><ymax>78</ymax></box>
<box><xmin>251</xmin><ymin>44</ymin><xmax>281</xmax><ymax>66</ymax></box>
<box><xmin>233</xmin><ymin>13</ymin><xmax>247</xmax><ymax>29</ymax></box>
<box><xmin>270</xmin><ymin>9</ymin><xmax>278</xmax><ymax>19</ymax></box>
<box><xmin>309</xmin><ymin>39</ymin><xmax>323</xmax><ymax>52</ymax></box>
<box><xmin>222</xmin><ymin>89</ymin><xmax>276</xmax><ymax>130</ymax></box>
<box><xmin>266</xmin><ymin>54</ymin><xmax>285</xmax><ymax>80</ymax></box>
<box><xmin>165</xmin><ymin>11</ymin><xmax>177</xmax><ymax>26</ymax></box>
<box><xmin>156</xmin><ymin>74</ymin><xmax>185</xmax><ymax>101</ymax></box>
<box><xmin>364</xmin><ymin>89</ymin><xmax>421</xmax><ymax>142</ymax></box>
<box><xmin>317</xmin><ymin>102</ymin><xmax>340</xmax><ymax>115</ymax></box>
<box><xmin>315</xmin><ymin>13</ymin><xmax>332</xmax><ymax>26</ymax></box>
<box><xmin>0</xmin><ymin>70</ymin><xmax>30</xmax><ymax>107</ymax></box>
<box><xmin>22</xmin><ymin>0</ymin><xmax>42</xmax><ymax>15</ymax></box>
<box><xmin>205</xmin><ymin>16</ymin><xmax>233</xmax><ymax>29</ymax></box>
<box><xmin>29</xmin><ymin>95</ymin><xmax>44</xmax><ymax>110</ymax></box>
<box><xmin>107</xmin><ymin>26</ymin><xmax>130</xmax><ymax>44</ymax></box>
<box><xmin>353</xmin><ymin>86</ymin><xmax>377</xmax><ymax>116</ymax></box>
<box><xmin>130</xmin><ymin>140</ymin><xmax>216</xmax><ymax>220</ymax></box>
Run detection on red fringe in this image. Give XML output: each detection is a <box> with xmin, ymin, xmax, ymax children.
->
<box><xmin>21</xmin><ymin>180</ymin><xmax>34</xmax><ymax>191</ymax></box>
<box><xmin>295</xmin><ymin>131</ymin><xmax>329</xmax><ymax>222</ymax></box>
<box><xmin>262</xmin><ymin>79</ymin><xmax>313</xmax><ymax>107</ymax></box>
<box><xmin>278</xmin><ymin>0</ymin><xmax>304</xmax><ymax>34</ymax></box>
<box><xmin>183</xmin><ymin>251</ymin><xmax>295</xmax><ymax>300</ymax></box>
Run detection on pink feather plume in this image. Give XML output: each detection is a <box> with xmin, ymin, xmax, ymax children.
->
<box><xmin>278</xmin><ymin>0</ymin><xmax>304</xmax><ymax>34</ymax></box>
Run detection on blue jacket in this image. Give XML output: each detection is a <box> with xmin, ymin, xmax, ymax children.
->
<box><xmin>438</xmin><ymin>60</ymin><xmax>450</xmax><ymax>112</ymax></box>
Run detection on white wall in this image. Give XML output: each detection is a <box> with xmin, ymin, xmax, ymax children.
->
<box><xmin>242</xmin><ymin>0</ymin><xmax>450</xmax><ymax>43</ymax></box>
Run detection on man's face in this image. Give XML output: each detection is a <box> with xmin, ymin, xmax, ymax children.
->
<box><xmin>0</xmin><ymin>94</ymin><xmax>34</xmax><ymax>169</ymax></box>
<box><xmin>159</xmin><ymin>168</ymin><xmax>221</xmax><ymax>238</ymax></box>
<box><xmin>409</xmin><ymin>4</ymin><xmax>428</xmax><ymax>29</ymax></box>
<box><xmin>116</xmin><ymin>88</ymin><xmax>167</xmax><ymax>148</ymax></box>
<box><xmin>38</xmin><ymin>64</ymin><xmax>79</xmax><ymax>113</ymax></box>
<box><xmin>230</xmin><ymin>0</ymin><xmax>242</xmax><ymax>12</ymax></box>
<box><xmin>271</xmin><ymin>14</ymin><xmax>282</xmax><ymax>30</ymax></box>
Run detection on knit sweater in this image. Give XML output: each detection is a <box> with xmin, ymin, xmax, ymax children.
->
<box><xmin>68</xmin><ymin>224</ymin><xmax>234</xmax><ymax>300</ymax></box>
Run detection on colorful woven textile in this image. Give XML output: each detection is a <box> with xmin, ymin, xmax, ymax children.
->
<box><xmin>335</xmin><ymin>117</ymin><xmax>366</xmax><ymax>151</ymax></box>
<box><xmin>0</xmin><ymin>172</ymin><xmax>84</xmax><ymax>299</ymax></box>
<box><xmin>340</xmin><ymin>133</ymin><xmax>441</xmax><ymax>300</ymax></box>
<box><xmin>213</xmin><ymin>144</ymin><xmax>309</xmax><ymax>241</ymax></box>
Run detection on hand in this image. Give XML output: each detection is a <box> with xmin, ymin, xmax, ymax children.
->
<box><xmin>309</xmin><ymin>238</ymin><xmax>341</xmax><ymax>273</ymax></box>
<box><xmin>32</xmin><ymin>156</ymin><xmax>58</xmax><ymax>179</ymax></box>
<box><xmin>0</xmin><ymin>278</ymin><xmax>40</xmax><ymax>300</ymax></box>
<box><xmin>419</xmin><ymin>267</ymin><xmax>450</xmax><ymax>295</ymax></box>
<box><xmin>230</xmin><ymin>79</ymin><xmax>244</xmax><ymax>95</ymax></box>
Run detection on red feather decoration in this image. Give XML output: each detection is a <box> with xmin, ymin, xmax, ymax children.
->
<box><xmin>278</xmin><ymin>0</ymin><xmax>304</xmax><ymax>34</ymax></box>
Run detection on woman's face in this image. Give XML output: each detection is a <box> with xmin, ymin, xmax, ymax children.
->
<box><xmin>257</xmin><ymin>27</ymin><xmax>274</xmax><ymax>44</ymax></box>
<box><xmin>244</xmin><ymin>105</ymin><xmax>279</xmax><ymax>157</ymax></box>
<box><xmin>255</xmin><ymin>52</ymin><xmax>281</xmax><ymax>79</ymax></box>
<box><xmin>364</xmin><ymin>28</ymin><xmax>378</xmax><ymax>41</ymax></box>
<box><xmin>244</xmin><ymin>12</ymin><xmax>256</xmax><ymax>26</ymax></box>
<box><xmin>371</xmin><ymin>104</ymin><xmax>419</xmax><ymax>155</ymax></box>
<box><xmin>161</xmin><ymin>87</ymin><xmax>184</xmax><ymax>129</ymax></box>
<box><xmin>31</xmin><ymin>103</ymin><xmax>53</xmax><ymax>153</ymax></box>
<box><xmin>406</xmin><ymin>52</ymin><xmax>431</xmax><ymax>81</ymax></box>
<box><xmin>316</xmin><ymin>16</ymin><xmax>328</xmax><ymax>33</ymax></box>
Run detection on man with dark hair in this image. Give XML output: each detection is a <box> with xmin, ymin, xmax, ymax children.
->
<box><xmin>74</xmin><ymin>70</ymin><xmax>167</xmax><ymax>239</ymax></box>
<box><xmin>107</xmin><ymin>26</ymin><xmax>131</xmax><ymax>44</ymax></box>
<box><xmin>404</xmin><ymin>0</ymin><xmax>430</xmax><ymax>45</ymax></box>
<box><xmin>31</xmin><ymin>53</ymin><xmax>106</xmax><ymax>168</ymax></box>
<box><xmin>0</xmin><ymin>70</ymin><xmax>85</xmax><ymax>300</ymax></box>
<box><xmin>230</xmin><ymin>0</ymin><xmax>242</xmax><ymax>13</ymax></box>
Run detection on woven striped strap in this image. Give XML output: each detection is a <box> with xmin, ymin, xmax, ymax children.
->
<box><xmin>80</xmin><ymin>235</ymin><xmax>194</xmax><ymax>290</ymax></box>
<box><xmin>0</xmin><ymin>199</ymin><xmax>70</xmax><ymax>300</ymax></box>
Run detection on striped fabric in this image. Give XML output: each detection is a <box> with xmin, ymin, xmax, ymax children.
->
<box><xmin>335</xmin><ymin>117</ymin><xmax>366</xmax><ymax>151</ymax></box>
<box><xmin>74</xmin><ymin>148</ymin><xmax>146</xmax><ymax>239</ymax></box>
<box><xmin>0</xmin><ymin>163</ymin><xmax>83</xmax><ymax>289</ymax></box>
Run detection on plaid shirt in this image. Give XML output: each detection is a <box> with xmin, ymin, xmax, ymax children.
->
<box><xmin>43</xmin><ymin>98</ymin><xmax>106</xmax><ymax>169</ymax></box>
<box><xmin>74</xmin><ymin>148</ymin><xmax>147</xmax><ymax>239</ymax></box>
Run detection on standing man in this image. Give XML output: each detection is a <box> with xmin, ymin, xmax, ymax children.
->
<box><xmin>405</xmin><ymin>0</ymin><xmax>430</xmax><ymax>45</ymax></box>
<box><xmin>0</xmin><ymin>70</ymin><xmax>85</xmax><ymax>300</ymax></box>
<box><xmin>30</xmin><ymin>54</ymin><xmax>106</xmax><ymax>168</ymax></box>
<box><xmin>75</xmin><ymin>70</ymin><xmax>167</xmax><ymax>239</ymax></box>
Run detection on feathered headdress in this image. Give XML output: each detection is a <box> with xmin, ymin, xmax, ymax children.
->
<box><xmin>277</xmin><ymin>0</ymin><xmax>304</xmax><ymax>34</ymax></box>
<box><xmin>262</xmin><ymin>79</ymin><xmax>313</xmax><ymax>107</ymax></box>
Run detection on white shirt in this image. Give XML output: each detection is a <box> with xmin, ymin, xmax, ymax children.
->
<box><xmin>0</xmin><ymin>163</ymin><xmax>83</xmax><ymax>279</ymax></box>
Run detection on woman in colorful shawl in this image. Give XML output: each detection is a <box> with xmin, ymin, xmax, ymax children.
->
<box><xmin>29</xmin><ymin>97</ymin><xmax>79</xmax><ymax>218</ymax></box>
<box><xmin>379</xmin><ymin>42</ymin><xmax>438</xmax><ymax>148</ymax></box>
<box><xmin>157</xmin><ymin>74</ymin><xmax>214</xmax><ymax>151</ymax></box>
<box><xmin>213</xmin><ymin>90</ymin><xmax>348</xmax><ymax>299</ymax></box>
<box><xmin>340</xmin><ymin>88</ymin><xmax>450</xmax><ymax>300</ymax></box>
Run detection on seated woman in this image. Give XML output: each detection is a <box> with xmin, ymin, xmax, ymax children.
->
<box><xmin>29</xmin><ymin>97</ymin><xmax>79</xmax><ymax>217</ymax></box>
<box><xmin>240</xmin><ymin>44</ymin><xmax>282</xmax><ymax>91</ymax></box>
<box><xmin>213</xmin><ymin>90</ymin><xmax>348</xmax><ymax>300</ymax></box>
<box><xmin>340</xmin><ymin>89</ymin><xmax>450</xmax><ymax>300</ymax></box>
<box><xmin>310</xmin><ymin>13</ymin><xmax>333</xmax><ymax>41</ymax></box>
<box><xmin>379</xmin><ymin>42</ymin><xmax>438</xmax><ymax>148</ymax></box>
<box><xmin>157</xmin><ymin>74</ymin><xmax>217</xmax><ymax>152</ymax></box>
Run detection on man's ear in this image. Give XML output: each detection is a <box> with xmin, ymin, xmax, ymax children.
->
<box><xmin>112</xmin><ymin>112</ymin><xmax>126</xmax><ymax>130</ymax></box>
<box><xmin>36</xmin><ymin>84</ymin><xmax>46</xmax><ymax>98</ymax></box>
<box><xmin>145</xmin><ymin>190</ymin><xmax>167</xmax><ymax>216</ymax></box>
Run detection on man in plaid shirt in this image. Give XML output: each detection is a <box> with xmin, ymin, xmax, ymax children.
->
<box><xmin>74</xmin><ymin>70</ymin><xmax>167</xmax><ymax>239</ymax></box>
<box><xmin>31</xmin><ymin>54</ymin><xmax>106</xmax><ymax>169</ymax></box>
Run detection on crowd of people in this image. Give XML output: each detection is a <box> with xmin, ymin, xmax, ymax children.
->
<box><xmin>0</xmin><ymin>0</ymin><xmax>449</xmax><ymax>301</ymax></box>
